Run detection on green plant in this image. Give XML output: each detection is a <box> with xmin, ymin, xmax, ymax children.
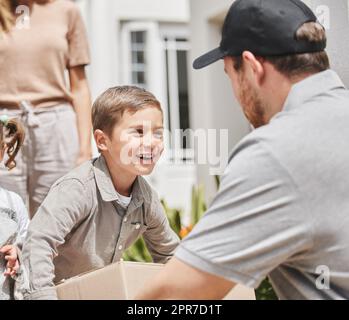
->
<box><xmin>123</xmin><ymin>182</ymin><xmax>278</xmax><ymax>300</ymax></box>
<box><xmin>191</xmin><ymin>185</ymin><xmax>207</xmax><ymax>225</ymax></box>
<box><xmin>122</xmin><ymin>237</ymin><xmax>152</xmax><ymax>263</ymax></box>
<box><xmin>160</xmin><ymin>200</ymin><xmax>182</xmax><ymax>236</ymax></box>
<box><xmin>255</xmin><ymin>278</ymin><xmax>278</xmax><ymax>300</ymax></box>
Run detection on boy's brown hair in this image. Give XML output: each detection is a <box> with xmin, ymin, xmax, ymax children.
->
<box><xmin>0</xmin><ymin>118</ymin><xmax>25</xmax><ymax>170</ymax></box>
<box><xmin>92</xmin><ymin>86</ymin><xmax>162</xmax><ymax>137</ymax></box>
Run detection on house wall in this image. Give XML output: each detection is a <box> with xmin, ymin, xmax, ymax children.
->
<box><xmin>188</xmin><ymin>0</ymin><xmax>251</xmax><ymax>204</ymax></box>
<box><xmin>76</xmin><ymin>0</ymin><xmax>190</xmax><ymax>99</ymax></box>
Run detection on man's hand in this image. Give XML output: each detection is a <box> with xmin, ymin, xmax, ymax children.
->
<box><xmin>135</xmin><ymin>257</ymin><xmax>235</xmax><ymax>299</ymax></box>
<box><xmin>0</xmin><ymin>245</ymin><xmax>19</xmax><ymax>277</ymax></box>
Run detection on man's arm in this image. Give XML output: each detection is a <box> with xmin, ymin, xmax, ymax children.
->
<box><xmin>136</xmin><ymin>257</ymin><xmax>234</xmax><ymax>299</ymax></box>
<box><xmin>139</xmin><ymin>139</ymin><xmax>311</xmax><ymax>299</ymax></box>
<box><xmin>20</xmin><ymin>179</ymin><xmax>91</xmax><ymax>300</ymax></box>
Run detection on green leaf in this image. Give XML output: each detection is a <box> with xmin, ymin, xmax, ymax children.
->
<box><xmin>255</xmin><ymin>278</ymin><xmax>278</xmax><ymax>300</ymax></box>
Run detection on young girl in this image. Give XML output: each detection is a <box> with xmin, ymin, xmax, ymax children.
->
<box><xmin>0</xmin><ymin>115</ymin><xmax>28</xmax><ymax>300</ymax></box>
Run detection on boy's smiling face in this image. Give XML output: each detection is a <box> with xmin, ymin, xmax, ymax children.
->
<box><xmin>99</xmin><ymin>106</ymin><xmax>164</xmax><ymax>177</ymax></box>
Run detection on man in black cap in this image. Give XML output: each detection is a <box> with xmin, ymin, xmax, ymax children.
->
<box><xmin>137</xmin><ymin>0</ymin><xmax>349</xmax><ymax>300</ymax></box>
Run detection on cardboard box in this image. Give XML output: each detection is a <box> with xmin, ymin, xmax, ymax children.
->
<box><xmin>56</xmin><ymin>261</ymin><xmax>255</xmax><ymax>300</ymax></box>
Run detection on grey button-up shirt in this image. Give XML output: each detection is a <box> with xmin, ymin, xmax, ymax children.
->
<box><xmin>21</xmin><ymin>156</ymin><xmax>180</xmax><ymax>300</ymax></box>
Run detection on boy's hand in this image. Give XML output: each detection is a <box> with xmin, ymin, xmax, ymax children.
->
<box><xmin>0</xmin><ymin>245</ymin><xmax>19</xmax><ymax>277</ymax></box>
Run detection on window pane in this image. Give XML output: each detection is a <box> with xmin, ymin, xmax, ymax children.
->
<box><xmin>130</xmin><ymin>31</ymin><xmax>147</xmax><ymax>88</ymax></box>
<box><xmin>164</xmin><ymin>45</ymin><xmax>172</xmax><ymax>134</ymax></box>
<box><xmin>132</xmin><ymin>51</ymin><xmax>145</xmax><ymax>64</ymax></box>
<box><xmin>132</xmin><ymin>71</ymin><xmax>138</xmax><ymax>84</ymax></box>
<box><xmin>131</xmin><ymin>31</ymin><xmax>145</xmax><ymax>44</ymax></box>
<box><xmin>137</xmin><ymin>71</ymin><xmax>145</xmax><ymax>84</ymax></box>
<box><xmin>132</xmin><ymin>71</ymin><xmax>145</xmax><ymax>85</ymax></box>
<box><xmin>176</xmin><ymin>50</ymin><xmax>190</xmax><ymax>148</ymax></box>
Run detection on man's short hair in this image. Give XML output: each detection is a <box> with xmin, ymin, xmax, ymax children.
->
<box><xmin>233</xmin><ymin>22</ymin><xmax>330</xmax><ymax>79</ymax></box>
<box><xmin>92</xmin><ymin>86</ymin><xmax>162</xmax><ymax>137</ymax></box>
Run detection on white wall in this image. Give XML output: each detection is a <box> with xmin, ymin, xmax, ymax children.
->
<box><xmin>309</xmin><ymin>0</ymin><xmax>349</xmax><ymax>86</ymax></box>
<box><xmin>188</xmin><ymin>0</ymin><xmax>251</xmax><ymax>204</ymax></box>
<box><xmin>115</xmin><ymin>0</ymin><xmax>189</xmax><ymax>22</ymax></box>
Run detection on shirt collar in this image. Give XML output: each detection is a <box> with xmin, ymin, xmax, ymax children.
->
<box><xmin>92</xmin><ymin>156</ymin><xmax>149</xmax><ymax>208</ymax></box>
<box><xmin>283</xmin><ymin>70</ymin><xmax>346</xmax><ymax>112</ymax></box>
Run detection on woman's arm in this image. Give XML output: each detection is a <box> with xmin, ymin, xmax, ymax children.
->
<box><xmin>69</xmin><ymin>65</ymin><xmax>92</xmax><ymax>166</ymax></box>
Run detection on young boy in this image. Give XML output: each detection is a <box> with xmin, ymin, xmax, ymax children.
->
<box><xmin>20</xmin><ymin>86</ymin><xmax>180</xmax><ymax>300</ymax></box>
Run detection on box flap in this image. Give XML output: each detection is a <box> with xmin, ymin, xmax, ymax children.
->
<box><xmin>120</xmin><ymin>261</ymin><xmax>165</xmax><ymax>299</ymax></box>
<box><xmin>57</xmin><ymin>262</ymin><xmax>127</xmax><ymax>300</ymax></box>
<box><xmin>224</xmin><ymin>284</ymin><xmax>255</xmax><ymax>300</ymax></box>
<box><xmin>56</xmin><ymin>261</ymin><xmax>256</xmax><ymax>300</ymax></box>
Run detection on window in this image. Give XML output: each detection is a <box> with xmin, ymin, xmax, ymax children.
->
<box><xmin>121</xmin><ymin>22</ymin><xmax>191</xmax><ymax>160</ymax></box>
<box><xmin>130</xmin><ymin>31</ymin><xmax>147</xmax><ymax>88</ymax></box>
<box><xmin>164</xmin><ymin>36</ymin><xmax>191</xmax><ymax>150</ymax></box>
<box><xmin>121</xmin><ymin>22</ymin><xmax>159</xmax><ymax>91</ymax></box>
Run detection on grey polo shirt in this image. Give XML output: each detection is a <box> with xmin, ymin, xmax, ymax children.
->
<box><xmin>21</xmin><ymin>156</ymin><xmax>180</xmax><ymax>300</ymax></box>
<box><xmin>176</xmin><ymin>70</ymin><xmax>349</xmax><ymax>300</ymax></box>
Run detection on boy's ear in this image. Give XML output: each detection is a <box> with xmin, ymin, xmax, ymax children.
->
<box><xmin>94</xmin><ymin>129</ymin><xmax>108</xmax><ymax>152</ymax></box>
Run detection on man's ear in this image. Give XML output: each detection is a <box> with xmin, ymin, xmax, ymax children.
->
<box><xmin>94</xmin><ymin>129</ymin><xmax>108</xmax><ymax>152</ymax></box>
<box><xmin>242</xmin><ymin>51</ymin><xmax>265</xmax><ymax>85</ymax></box>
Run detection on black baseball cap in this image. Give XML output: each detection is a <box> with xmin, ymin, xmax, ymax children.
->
<box><xmin>193</xmin><ymin>0</ymin><xmax>326</xmax><ymax>69</ymax></box>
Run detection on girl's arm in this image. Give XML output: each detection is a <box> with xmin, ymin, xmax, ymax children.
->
<box><xmin>0</xmin><ymin>245</ymin><xmax>19</xmax><ymax>277</ymax></box>
<box><xmin>14</xmin><ymin>194</ymin><xmax>29</xmax><ymax>244</ymax></box>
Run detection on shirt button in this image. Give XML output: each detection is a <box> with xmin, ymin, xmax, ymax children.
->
<box><xmin>123</xmin><ymin>217</ymin><xmax>127</xmax><ymax>223</ymax></box>
<box><xmin>118</xmin><ymin>245</ymin><xmax>123</xmax><ymax>250</ymax></box>
<box><xmin>135</xmin><ymin>224</ymin><xmax>140</xmax><ymax>230</ymax></box>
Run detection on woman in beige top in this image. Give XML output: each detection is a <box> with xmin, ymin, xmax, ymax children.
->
<box><xmin>0</xmin><ymin>0</ymin><xmax>92</xmax><ymax>217</ymax></box>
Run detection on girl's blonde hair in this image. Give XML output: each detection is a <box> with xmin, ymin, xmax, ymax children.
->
<box><xmin>0</xmin><ymin>0</ymin><xmax>15</xmax><ymax>34</ymax></box>
<box><xmin>0</xmin><ymin>118</ymin><xmax>25</xmax><ymax>170</ymax></box>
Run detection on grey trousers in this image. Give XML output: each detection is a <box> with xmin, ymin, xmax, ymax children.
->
<box><xmin>0</xmin><ymin>102</ymin><xmax>79</xmax><ymax>218</ymax></box>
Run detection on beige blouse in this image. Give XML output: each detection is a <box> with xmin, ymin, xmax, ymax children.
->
<box><xmin>0</xmin><ymin>0</ymin><xmax>90</xmax><ymax>108</ymax></box>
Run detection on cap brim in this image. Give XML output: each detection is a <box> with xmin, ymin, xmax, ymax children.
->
<box><xmin>193</xmin><ymin>47</ymin><xmax>226</xmax><ymax>70</ymax></box>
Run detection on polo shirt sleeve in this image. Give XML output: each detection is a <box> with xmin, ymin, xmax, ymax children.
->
<box><xmin>175</xmin><ymin>139</ymin><xmax>313</xmax><ymax>288</ymax></box>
